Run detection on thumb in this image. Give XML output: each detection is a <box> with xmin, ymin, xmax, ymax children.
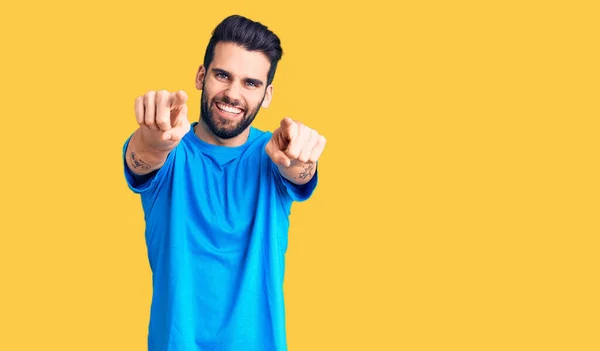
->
<box><xmin>162</xmin><ymin>116</ymin><xmax>191</xmax><ymax>141</ymax></box>
<box><xmin>266</xmin><ymin>139</ymin><xmax>291</xmax><ymax>167</ymax></box>
<box><xmin>274</xmin><ymin>150</ymin><xmax>291</xmax><ymax>167</ymax></box>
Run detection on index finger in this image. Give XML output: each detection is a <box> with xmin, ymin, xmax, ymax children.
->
<box><xmin>170</xmin><ymin>90</ymin><xmax>188</xmax><ymax>109</ymax></box>
<box><xmin>280</xmin><ymin>116</ymin><xmax>294</xmax><ymax>130</ymax></box>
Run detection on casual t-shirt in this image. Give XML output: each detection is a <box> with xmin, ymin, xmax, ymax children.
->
<box><xmin>122</xmin><ymin>122</ymin><xmax>318</xmax><ymax>351</ymax></box>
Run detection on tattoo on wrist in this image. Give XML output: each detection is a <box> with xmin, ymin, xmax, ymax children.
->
<box><xmin>296</xmin><ymin>162</ymin><xmax>315</xmax><ymax>180</ymax></box>
<box><xmin>130</xmin><ymin>152</ymin><xmax>151</xmax><ymax>170</ymax></box>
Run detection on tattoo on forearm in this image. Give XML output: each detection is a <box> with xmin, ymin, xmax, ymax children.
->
<box><xmin>130</xmin><ymin>152</ymin><xmax>151</xmax><ymax>170</ymax></box>
<box><xmin>296</xmin><ymin>162</ymin><xmax>315</xmax><ymax>180</ymax></box>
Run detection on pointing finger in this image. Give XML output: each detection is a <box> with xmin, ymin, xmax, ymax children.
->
<box><xmin>280</xmin><ymin>116</ymin><xmax>294</xmax><ymax>130</ymax></box>
<box><xmin>155</xmin><ymin>90</ymin><xmax>171</xmax><ymax>132</ymax></box>
<box><xmin>285</xmin><ymin>123</ymin><xmax>306</xmax><ymax>160</ymax></box>
<box><xmin>170</xmin><ymin>90</ymin><xmax>188</xmax><ymax>109</ymax></box>
<box><xmin>279</xmin><ymin>117</ymin><xmax>298</xmax><ymax>139</ymax></box>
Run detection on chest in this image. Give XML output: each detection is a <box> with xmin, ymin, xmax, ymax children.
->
<box><xmin>170</xmin><ymin>152</ymin><xmax>276</xmax><ymax>250</ymax></box>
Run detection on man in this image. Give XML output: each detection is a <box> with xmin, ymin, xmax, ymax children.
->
<box><xmin>122</xmin><ymin>15</ymin><xmax>326</xmax><ymax>351</ymax></box>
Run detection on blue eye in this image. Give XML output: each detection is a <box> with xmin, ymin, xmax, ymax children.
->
<box><xmin>246</xmin><ymin>81</ymin><xmax>256</xmax><ymax>87</ymax></box>
<box><xmin>216</xmin><ymin>73</ymin><xmax>228</xmax><ymax>79</ymax></box>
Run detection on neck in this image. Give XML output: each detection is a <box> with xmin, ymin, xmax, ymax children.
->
<box><xmin>194</xmin><ymin>119</ymin><xmax>250</xmax><ymax>147</ymax></box>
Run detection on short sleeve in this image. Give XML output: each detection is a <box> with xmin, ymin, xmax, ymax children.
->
<box><xmin>271</xmin><ymin>161</ymin><xmax>319</xmax><ymax>203</ymax></box>
<box><xmin>122</xmin><ymin>134</ymin><xmax>176</xmax><ymax>194</ymax></box>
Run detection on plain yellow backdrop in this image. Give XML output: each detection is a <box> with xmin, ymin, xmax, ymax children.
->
<box><xmin>0</xmin><ymin>0</ymin><xmax>598</xmax><ymax>350</ymax></box>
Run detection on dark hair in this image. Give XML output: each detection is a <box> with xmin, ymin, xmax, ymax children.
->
<box><xmin>203</xmin><ymin>15</ymin><xmax>283</xmax><ymax>86</ymax></box>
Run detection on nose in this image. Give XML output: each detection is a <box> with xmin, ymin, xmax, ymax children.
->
<box><xmin>223</xmin><ymin>81</ymin><xmax>242</xmax><ymax>104</ymax></box>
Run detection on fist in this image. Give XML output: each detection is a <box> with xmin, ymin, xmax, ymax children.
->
<box><xmin>135</xmin><ymin>90</ymin><xmax>190</xmax><ymax>151</ymax></box>
<box><xmin>266</xmin><ymin>117</ymin><xmax>327</xmax><ymax>167</ymax></box>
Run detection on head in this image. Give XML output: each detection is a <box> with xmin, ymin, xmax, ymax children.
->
<box><xmin>195</xmin><ymin>15</ymin><xmax>284</xmax><ymax>140</ymax></box>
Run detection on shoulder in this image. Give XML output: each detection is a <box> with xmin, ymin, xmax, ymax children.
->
<box><xmin>250</xmin><ymin>126</ymin><xmax>273</xmax><ymax>143</ymax></box>
<box><xmin>244</xmin><ymin>126</ymin><xmax>273</xmax><ymax>154</ymax></box>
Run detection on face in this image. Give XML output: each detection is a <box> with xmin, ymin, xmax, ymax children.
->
<box><xmin>196</xmin><ymin>42</ymin><xmax>273</xmax><ymax>139</ymax></box>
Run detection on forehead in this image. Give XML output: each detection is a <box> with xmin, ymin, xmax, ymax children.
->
<box><xmin>211</xmin><ymin>42</ymin><xmax>271</xmax><ymax>81</ymax></box>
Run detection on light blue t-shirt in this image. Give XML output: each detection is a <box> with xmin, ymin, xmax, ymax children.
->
<box><xmin>122</xmin><ymin>123</ymin><xmax>318</xmax><ymax>351</ymax></box>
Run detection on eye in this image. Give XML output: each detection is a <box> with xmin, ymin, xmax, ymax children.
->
<box><xmin>216</xmin><ymin>73</ymin><xmax>228</xmax><ymax>80</ymax></box>
<box><xmin>246</xmin><ymin>81</ymin><xmax>257</xmax><ymax>88</ymax></box>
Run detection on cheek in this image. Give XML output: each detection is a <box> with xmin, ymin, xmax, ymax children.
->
<box><xmin>247</xmin><ymin>92</ymin><xmax>266</xmax><ymax>109</ymax></box>
<box><xmin>204</xmin><ymin>91</ymin><xmax>222</xmax><ymax>106</ymax></box>
<box><xmin>203</xmin><ymin>80</ymin><xmax>223</xmax><ymax>99</ymax></box>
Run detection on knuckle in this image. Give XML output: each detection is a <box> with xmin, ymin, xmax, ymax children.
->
<box><xmin>156</xmin><ymin>90</ymin><xmax>168</xmax><ymax>101</ymax></box>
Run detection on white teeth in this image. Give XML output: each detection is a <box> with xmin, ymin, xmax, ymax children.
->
<box><xmin>216</xmin><ymin>102</ymin><xmax>242</xmax><ymax>114</ymax></box>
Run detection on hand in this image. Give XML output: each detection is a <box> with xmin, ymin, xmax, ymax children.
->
<box><xmin>266</xmin><ymin>117</ymin><xmax>327</xmax><ymax>167</ymax></box>
<box><xmin>134</xmin><ymin>90</ymin><xmax>190</xmax><ymax>151</ymax></box>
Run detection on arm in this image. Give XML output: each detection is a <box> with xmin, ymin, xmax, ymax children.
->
<box><xmin>126</xmin><ymin>90</ymin><xmax>190</xmax><ymax>176</ymax></box>
<box><xmin>276</xmin><ymin>160</ymin><xmax>317</xmax><ymax>185</ymax></box>
<box><xmin>125</xmin><ymin>129</ymin><xmax>170</xmax><ymax>175</ymax></box>
<box><xmin>266</xmin><ymin>117</ymin><xmax>326</xmax><ymax>185</ymax></box>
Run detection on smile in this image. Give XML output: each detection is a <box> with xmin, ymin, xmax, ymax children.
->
<box><xmin>215</xmin><ymin>102</ymin><xmax>244</xmax><ymax>115</ymax></box>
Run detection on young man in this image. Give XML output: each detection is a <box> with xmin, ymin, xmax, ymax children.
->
<box><xmin>122</xmin><ymin>15</ymin><xmax>326</xmax><ymax>351</ymax></box>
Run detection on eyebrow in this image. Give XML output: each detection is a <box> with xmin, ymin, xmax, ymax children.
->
<box><xmin>211</xmin><ymin>68</ymin><xmax>264</xmax><ymax>87</ymax></box>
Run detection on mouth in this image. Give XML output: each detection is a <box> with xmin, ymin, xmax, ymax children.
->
<box><xmin>214</xmin><ymin>101</ymin><xmax>244</xmax><ymax>119</ymax></box>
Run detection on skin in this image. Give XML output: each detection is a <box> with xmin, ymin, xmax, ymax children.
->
<box><xmin>125</xmin><ymin>42</ymin><xmax>326</xmax><ymax>185</ymax></box>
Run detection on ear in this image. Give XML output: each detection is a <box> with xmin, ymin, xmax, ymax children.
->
<box><xmin>195</xmin><ymin>65</ymin><xmax>206</xmax><ymax>90</ymax></box>
<box><xmin>262</xmin><ymin>84</ymin><xmax>274</xmax><ymax>108</ymax></box>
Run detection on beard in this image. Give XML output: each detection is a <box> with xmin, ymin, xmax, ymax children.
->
<box><xmin>200</xmin><ymin>84</ymin><xmax>265</xmax><ymax>139</ymax></box>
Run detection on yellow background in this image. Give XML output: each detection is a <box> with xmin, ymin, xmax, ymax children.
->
<box><xmin>0</xmin><ymin>0</ymin><xmax>598</xmax><ymax>350</ymax></box>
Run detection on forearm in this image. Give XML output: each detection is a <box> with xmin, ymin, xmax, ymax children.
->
<box><xmin>277</xmin><ymin>160</ymin><xmax>317</xmax><ymax>185</ymax></box>
<box><xmin>125</xmin><ymin>129</ymin><xmax>170</xmax><ymax>175</ymax></box>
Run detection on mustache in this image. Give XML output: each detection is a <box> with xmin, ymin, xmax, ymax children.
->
<box><xmin>214</xmin><ymin>96</ymin><xmax>245</xmax><ymax>110</ymax></box>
